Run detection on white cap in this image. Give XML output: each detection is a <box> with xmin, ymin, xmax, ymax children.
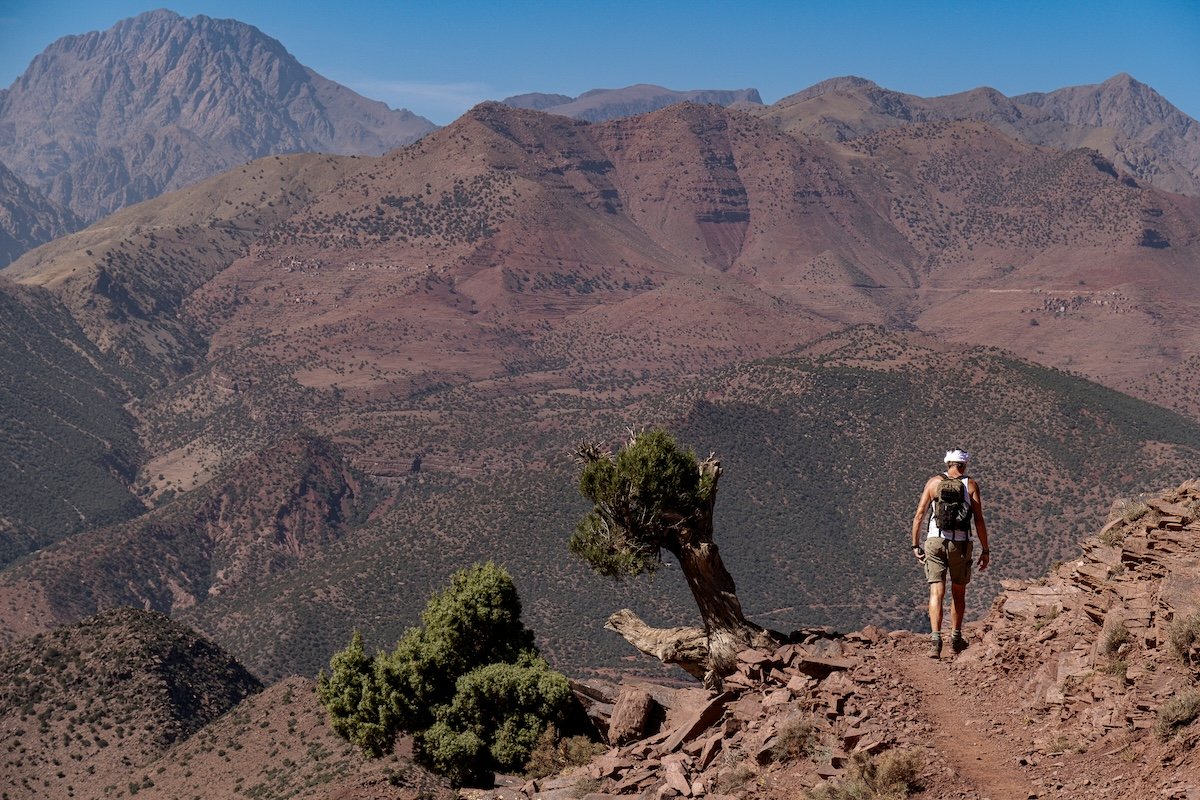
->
<box><xmin>944</xmin><ymin>449</ymin><xmax>970</xmax><ymax>464</ymax></box>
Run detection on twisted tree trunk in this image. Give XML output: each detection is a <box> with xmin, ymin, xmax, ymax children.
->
<box><xmin>608</xmin><ymin>456</ymin><xmax>780</xmax><ymax>687</ymax></box>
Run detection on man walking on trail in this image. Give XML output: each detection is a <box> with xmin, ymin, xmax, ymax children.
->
<box><xmin>911</xmin><ymin>449</ymin><xmax>991</xmax><ymax>658</ymax></box>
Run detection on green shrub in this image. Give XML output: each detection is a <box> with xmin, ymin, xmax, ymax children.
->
<box><xmin>373</xmin><ymin>561</ymin><xmax>538</xmax><ymax>736</ymax></box>
<box><xmin>315</xmin><ymin>631</ymin><xmax>390</xmax><ymax>756</ymax></box>
<box><xmin>318</xmin><ymin>563</ymin><xmax>593</xmax><ymax>785</ymax></box>
<box><xmin>1155</xmin><ymin>690</ymin><xmax>1200</xmax><ymax>740</ymax></box>
<box><xmin>425</xmin><ymin>656</ymin><xmax>579</xmax><ymax>774</ymax></box>
<box><xmin>419</xmin><ymin>722</ymin><xmax>489</xmax><ymax>787</ymax></box>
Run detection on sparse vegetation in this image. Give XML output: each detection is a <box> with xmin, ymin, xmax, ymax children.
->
<box><xmin>523</xmin><ymin>725</ymin><xmax>606</xmax><ymax>779</ymax></box>
<box><xmin>807</xmin><ymin>749</ymin><xmax>923</xmax><ymax>799</ymax></box>
<box><xmin>1155</xmin><ymin>690</ymin><xmax>1200</xmax><ymax>740</ymax></box>
<box><xmin>1167</xmin><ymin>613</ymin><xmax>1200</xmax><ymax>667</ymax></box>
<box><xmin>770</xmin><ymin>714</ymin><xmax>822</xmax><ymax>761</ymax></box>
<box><xmin>1101</xmin><ymin>621</ymin><xmax>1131</xmax><ymax>656</ymax></box>
<box><xmin>715</xmin><ymin>763</ymin><xmax>756</xmax><ymax>794</ymax></box>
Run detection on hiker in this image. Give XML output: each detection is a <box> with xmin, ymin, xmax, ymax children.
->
<box><xmin>911</xmin><ymin>448</ymin><xmax>990</xmax><ymax>658</ymax></box>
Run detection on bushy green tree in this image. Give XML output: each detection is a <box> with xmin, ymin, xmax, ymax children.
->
<box><xmin>375</xmin><ymin>561</ymin><xmax>537</xmax><ymax>733</ymax></box>
<box><xmin>315</xmin><ymin>630</ymin><xmax>390</xmax><ymax>756</ymax></box>
<box><xmin>319</xmin><ymin>562</ymin><xmax>590</xmax><ymax>785</ymax></box>
<box><xmin>571</xmin><ymin>429</ymin><xmax>717</xmax><ymax>576</ymax></box>
<box><xmin>431</xmin><ymin>655</ymin><xmax>576</xmax><ymax>769</ymax></box>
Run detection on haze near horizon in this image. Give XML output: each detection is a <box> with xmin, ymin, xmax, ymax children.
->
<box><xmin>1</xmin><ymin>0</ymin><xmax>1198</xmax><ymax>124</ymax></box>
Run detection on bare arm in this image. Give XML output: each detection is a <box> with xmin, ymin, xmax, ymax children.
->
<box><xmin>910</xmin><ymin>477</ymin><xmax>937</xmax><ymax>558</ymax></box>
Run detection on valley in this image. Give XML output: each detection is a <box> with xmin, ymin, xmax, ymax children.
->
<box><xmin>1</xmin><ymin>8</ymin><xmax>1199</xmax><ymax>796</ymax></box>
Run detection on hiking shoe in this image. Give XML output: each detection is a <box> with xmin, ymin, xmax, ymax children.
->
<box><xmin>951</xmin><ymin>634</ymin><xmax>969</xmax><ymax>653</ymax></box>
<box><xmin>928</xmin><ymin>636</ymin><xmax>942</xmax><ymax>659</ymax></box>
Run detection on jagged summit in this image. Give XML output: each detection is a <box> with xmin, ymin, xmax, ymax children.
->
<box><xmin>1017</xmin><ymin>71</ymin><xmax>1195</xmax><ymax>133</ymax></box>
<box><xmin>0</xmin><ymin>9</ymin><xmax>436</xmax><ymax>223</ymax></box>
<box><xmin>759</xmin><ymin>72</ymin><xmax>1200</xmax><ymax>195</ymax></box>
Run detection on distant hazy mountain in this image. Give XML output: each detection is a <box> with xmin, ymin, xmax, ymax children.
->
<box><xmin>759</xmin><ymin>73</ymin><xmax>1200</xmax><ymax>196</ymax></box>
<box><xmin>0</xmin><ymin>9</ymin><xmax>437</xmax><ymax>222</ymax></box>
<box><xmin>501</xmin><ymin>84</ymin><xmax>763</xmax><ymax>122</ymax></box>
<box><xmin>0</xmin><ymin>161</ymin><xmax>80</xmax><ymax>267</ymax></box>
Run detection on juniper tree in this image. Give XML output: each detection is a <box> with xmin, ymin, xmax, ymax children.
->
<box><xmin>318</xmin><ymin>562</ymin><xmax>590</xmax><ymax>784</ymax></box>
<box><xmin>570</xmin><ymin>429</ymin><xmax>780</xmax><ymax>687</ymax></box>
<box><xmin>315</xmin><ymin>630</ymin><xmax>390</xmax><ymax>756</ymax></box>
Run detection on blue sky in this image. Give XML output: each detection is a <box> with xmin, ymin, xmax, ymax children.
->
<box><xmin>1</xmin><ymin>1</ymin><xmax>1198</xmax><ymax>125</ymax></box>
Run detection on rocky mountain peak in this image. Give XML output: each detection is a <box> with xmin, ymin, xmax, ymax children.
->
<box><xmin>778</xmin><ymin>74</ymin><xmax>882</xmax><ymax>103</ymax></box>
<box><xmin>1016</xmin><ymin>72</ymin><xmax>1194</xmax><ymax>136</ymax></box>
<box><xmin>0</xmin><ymin>10</ymin><xmax>436</xmax><ymax>224</ymax></box>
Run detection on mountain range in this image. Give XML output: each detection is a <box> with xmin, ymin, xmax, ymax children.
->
<box><xmin>501</xmin><ymin>84</ymin><xmax>764</xmax><ymax>121</ymax></box>
<box><xmin>1</xmin><ymin>9</ymin><xmax>1200</xmax><ymax>796</ymax></box>
<box><xmin>3</xmin><ymin>93</ymin><xmax>1200</xmax><ymax>680</ymax></box>
<box><xmin>754</xmin><ymin>73</ymin><xmax>1200</xmax><ymax>197</ymax></box>
<box><xmin>3</xmin><ymin>10</ymin><xmax>1199</xmax><ymax>271</ymax></box>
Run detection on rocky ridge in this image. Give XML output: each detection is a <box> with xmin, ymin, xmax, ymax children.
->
<box><xmin>759</xmin><ymin>73</ymin><xmax>1200</xmax><ymax>197</ymax></box>
<box><xmin>0</xmin><ymin>608</ymin><xmax>261</xmax><ymax>799</ymax></box>
<box><xmin>497</xmin><ymin>480</ymin><xmax>1200</xmax><ymax>800</ymax></box>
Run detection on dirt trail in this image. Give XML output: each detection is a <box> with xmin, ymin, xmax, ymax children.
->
<box><xmin>893</xmin><ymin>638</ymin><xmax>1036</xmax><ymax>800</ymax></box>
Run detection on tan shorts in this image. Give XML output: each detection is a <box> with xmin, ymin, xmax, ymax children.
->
<box><xmin>925</xmin><ymin>538</ymin><xmax>973</xmax><ymax>586</ymax></box>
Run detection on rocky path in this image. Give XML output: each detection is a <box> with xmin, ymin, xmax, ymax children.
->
<box><xmin>893</xmin><ymin>637</ymin><xmax>1036</xmax><ymax>800</ymax></box>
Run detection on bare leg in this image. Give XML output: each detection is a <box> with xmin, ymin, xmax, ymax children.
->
<box><xmin>950</xmin><ymin>583</ymin><xmax>967</xmax><ymax>631</ymax></box>
<box><xmin>928</xmin><ymin>581</ymin><xmax>945</xmax><ymax>634</ymax></box>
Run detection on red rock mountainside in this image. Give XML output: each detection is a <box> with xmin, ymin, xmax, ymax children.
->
<box><xmin>0</xmin><ymin>434</ymin><xmax>368</xmax><ymax>650</ymax></box>
<box><xmin>0</xmin><ymin>609</ymin><xmax>452</xmax><ymax>800</ymax></box>
<box><xmin>7</xmin><ymin>481</ymin><xmax>1196</xmax><ymax>800</ymax></box>
<box><xmin>0</xmin><ymin>9</ymin><xmax>436</xmax><ymax>223</ymax></box>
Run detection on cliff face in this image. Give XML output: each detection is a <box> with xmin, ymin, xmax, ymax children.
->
<box><xmin>0</xmin><ymin>161</ymin><xmax>80</xmax><ymax>266</ymax></box>
<box><xmin>0</xmin><ymin>9</ymin><xmax>436</xmax><ymax>222</ymax></box>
